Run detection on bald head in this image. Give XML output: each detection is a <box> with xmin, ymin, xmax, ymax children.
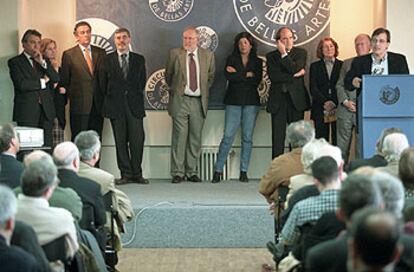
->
<box><xmin>24</xmin><ymin>150</ymin><xmax>53</xmax><ymax>167</ymax></box>
<box><xmin>53</xmin><ymin>142</ymin><xmax>80</xmax><ymax>171</ymax></box>
<box><xmin>382</xmin><ymin>133</ymin><xmax>409</xmax><ymax>162</ymax></box>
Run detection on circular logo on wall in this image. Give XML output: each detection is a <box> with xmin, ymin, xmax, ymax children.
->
<box><xmin>80</xmin><ymin>18</ymin><xmax>119</xmax><ymax>53</ymax></box>
<box><xmin>257</xmin><ymin>55</ymin><xmax>271</xmax><ymax>104</ymax></box>
<box><xmin>379</xmin><ymin>85</ymin><xmax>400</xmax><ymax>105</ymax></box>
<box><xmin>233</xmin><ymin>0</ymin><xmax>330</xmax><ymax>47</ymax></box>
<box><xmin>149</xmin><ymin>0</ymin><xmax>194</xmax><ymax>22</ymax></box>
<box><xmin>145</xmin><ymin>69</ymin><xmax>170</xmax><ymax>110</ymax></box>
<box><xmin>196</xmin><ymin>26</ymin><xmax>219</xmax><ymax>52</ymax></box>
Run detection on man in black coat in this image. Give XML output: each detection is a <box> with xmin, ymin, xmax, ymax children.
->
<box><xmin>8</xmin><ymin>29</ymin><xmax>59</xmax><ymax>148</ymax></box>
<box><xmin>266</xmin><ymin>27</ymin><xmax>309</xmax><ymax>159</ymax></box>
<box><xmin>0</xmin><ymin>123</ymin><xmax>23</xmax><ymax>189</ymax></box>
<box><xmin>99</xmin><ymin>28</ymin><xmax>148</xmax><ymax>185</ymax></box>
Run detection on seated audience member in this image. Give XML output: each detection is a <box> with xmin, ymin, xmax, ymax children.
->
<box><xmin>53</xmin><ymin>142</ymin><xmax>106</xmax><ymax>248</ymax></box>
<box><xmin>15</xmin><ymin>158</ymin><xmax>78</xmax><ymax>259</ymax></box>
<box><xmin>286</xmin><ymin>138</ymin><xmax>344</xmax><ymax>204</ymax></box>
<box><xmin>307</xmin><ymin>169</ymin><xmax>414</xmax><ymax>272</ymax></box>
<box><xmin>0</xmin><ymin>184</ymin><xmax>40</xmax><ymax>271</ymax></box>
<box><xmin>259</xmin><ymin>120</ymin><xmax>315</xmax><ymax>207</ymax></box>
<box><xmin>0</xmin><ymin>123</ymin><xmax>23</xmax><ymax>189</ymax></box>
<box><xmin>270</xmin><ymin>156</ymin><xmax>341</xmax><ymax>262</ymax></box>
<box><xmin>403</xmin><ymin>199</ymin><xmax>414</xmax><ymax>234</ymax></box>
<box><xmin>14</xmin><ymin>150</ymin><xmax>83</xmax><ymax>221</ymax></box>
<box><xmin>399</xmin><ymin>148</ymin><xmax>414</xmax><ymax>199</ymax></box>
<box><xmin>347</xmin><ymin>127</ymin><xmax>401</xmax><ymax>172</ymax></box>
<box><xmin>348</xmin><ymin>208</ymin><xmax>402</xmax><ymax>272</ymax></box>
<box><xmin>377</xmin><ymin>132</ymin><xmax>409</xmax><ymax>178</ymax></box>
<box><xmin>75</xmin><ymin>130</ymin><xmax>134</xmax><ymax>250</ymax></box>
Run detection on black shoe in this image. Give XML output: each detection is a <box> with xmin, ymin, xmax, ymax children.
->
<box><xmin>171</xmin><ymin>175</ymin><xmax>183</xmax><ymax>184</ymax></box>
<box><xmin>212</xmin><ymin>172</ymin><xmax>222</xmax><ymax>183</ymax></box>
<box><xmin>239</xmin><ymin>171</ymin><xmax>249</xmax><ymax>182</ymax></box>
<box><xmin>187</xmin><ymin>175</ymin><xmax>202</xmax><ymax>183</ymax></box>
<box><xmin>266</xmin><ymin>241</ymin><xmax>287</xmax><ymax>263</ymax></box>
<box><xmin>115</xmin><ymin>177</ymin><xmax>131</xmax><ymax>185</ymax></box>
<box><xmin>132</xmin><ymin>176</ymin><xmax>149</xmax><ymax>184</ymax></box>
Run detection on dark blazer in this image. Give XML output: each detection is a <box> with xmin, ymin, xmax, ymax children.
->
<box><xmin>266</xmin><ymin>47</ymin><xmax>309</xmax><ymax>114</ymax></box>
<box><xmin>49</xmin><ymin>80</ymin><xmax>67</xmax><ymax>129</ymax></box>
<box><xmin>344</xmin><ymin>51</ymin><xmax>410</xmax><ymax>94</ymax></box>
<box><xmin>57</xmin><ymin>169</ymin><xmax>106</xmax><ymax>227</ymax></box>
<box><xmin>0</xmin><ymin>235</ymin><xmax>40</xmax><ymax>272</ymax></box>
<box><xmin>347</xmin><ymin>154</ymin><xmax>387</xmax><ymax>172</ymax></box>
<box><xmin>11</xmin><ymin>221</ymin><xmax>51</xmax><ymax>272</ymax></box>
<box><xmin>309</xmin><ymin>59</ymin><xmax>343</xmax><ymax>119</ymax></box>
<box><xmin>8</xmin><ymin>53</ymin><xmax>58</xmax><ymax>123</ymax></box>
<box><xmin>0</xmin><ymin>153</ymin><xmax>24</xmax><ymax>189</ymax></box>
<box><xmin>100</xmin><ymin>51</ymin><xmax>146</xmax><ymax>119</ymax></box>
<box><xmin>60</xmin><ymin>45</ymin><xmax>106</xmax><ymax>115</ymax></box>
<box><xmin>223</xmin><ymin>53</ymin><xmax>262</xmax><ymax>106</ymax></box>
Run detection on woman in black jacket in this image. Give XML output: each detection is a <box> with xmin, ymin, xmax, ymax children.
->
<box><xmin>212</xmin><ymin>32</ymin><xmax>263</xmax><ymax>183</ymax></box>
<box><xmin>310</xmin><ymin>37</ymin><xmax>343</xmax><ymax>145</ymax></box>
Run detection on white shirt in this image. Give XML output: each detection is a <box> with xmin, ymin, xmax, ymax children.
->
<box><xmin>371</xmin><ymin>53</ymin><xmax>389</xmax><ymax>75</ymax></box>
<box><xmin>184</xmin><ymin>48</ymin><xmax>201</xmax><ymax>96</ymax></box>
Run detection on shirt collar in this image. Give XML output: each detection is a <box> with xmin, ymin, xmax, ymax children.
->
<box><xmin>18</xmin><ymin>194</ymin><xmax>50</xmax><ymax>207</ymax></box>
<box><xmin>23</xmin><ymin>51</ymin><xmax>33</xmax><ymax>61</ymax></box>
<box><xmin>371</xmin><ymin>52</ymin><xmax>387</xmax><ymax>64</ymax></box>
<box><xmin>2</xmin><ymin>152</ymin><xmax>16</xmax><ymax>158</ymax></box>
<box><xmin>187</xmin><ymin>48</ymin><xmax>198</xmax><ymax>57</ymax></box>
<box><xmin>117</xmin><ymin>50</ymin><xmax>129</xmax><ymax>58</ymax></box>
<box><xmin>79</xmin><ymin>43</ymin><xmax>91</xmax><ymax>53</ymax></box>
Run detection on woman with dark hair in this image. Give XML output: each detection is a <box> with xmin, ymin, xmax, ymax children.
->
<box><xmin>309</xmin><ymin>37</ymin><xmax>343</xmax><ymax>145</ymax></box>
<box><xmin>212</xmin><ymin>32</ymin><xmax>263</xmax><ymax>183</ymax></box>
<box><xmin>40</xmin><ymin>38</ymin><xmax>67</xmax><ymax>147</ymax></box>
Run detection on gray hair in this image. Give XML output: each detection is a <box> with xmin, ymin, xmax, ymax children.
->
<box><xmin>301</xmin><ymin>138</ymin><xmax>342</xmax><ymax>175</ymax></box>
<box><xmin>24</xmin><ymin>150</ymin><xmax>54</xmax><ymax>167</ymax></box>
<box><xmin>371</xmin><ymin>171</ymin><xmax>405</xmax><ymax>219</ymax></box>
<box><xmin>21</xmin><ymin>157</ymin><xmax>58</xmax><ymax>197</ymax></box>
<box><xmin>287</xmin><ymin>120</ymin><xmax>315</xmax><ymax>149</ymax></box>
<box><xmin>0</xmin><ymin>185</ymin><xmax>17</xmax><ymax>229</ymax></box>
<box><xmin>376</xmin><ymin>127</ymin><xmax>402</xmax><ymax>155</ymax></box>
<box><xmin>53</xmin><ymin>142</ymin><xmax>80</xmax><ymax>169</ymax></box>
<box><xmin>0</xmin><ymin>123</ymin><xmax>16</xmax><ymax>153</ymax></box>
<box><xmin>382</xmin><ymin>133</ymin><xmax>409</xmax><ymax>162</ymax></box>
<box><xmin>74</xmin><ymin>130</ymin><xmax>101</xmax><ymax>161</ymax></box>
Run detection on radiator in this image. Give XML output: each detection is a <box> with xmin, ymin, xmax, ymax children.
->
<box><xmin>198</xmin><ymin>148</ymin><xmax>231</xmax><ymax>181</ymax></box>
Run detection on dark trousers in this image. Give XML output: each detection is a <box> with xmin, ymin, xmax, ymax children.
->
<box><xmin>18</xmin><ymin>103</ymin><xmax>53</xmax><ymax>148</ymax></box>
<box><xmin>70</xmin><ymin>102</ymin><xmax>103</xmax><ymax>141</ymax></box>
<box><xmin>110</xmin><ymin>102</ymin><xmax>145</xmax><ymax>178</ymax></box>
<box><xmin>313</xmin><ymin>116</ymin><xmax>337</xmax><ymax>145</ymax></box>
<box><xmin>271</xmin><ymin>93</ymin><xmax>304</xmax><ymax>159</ymax></box>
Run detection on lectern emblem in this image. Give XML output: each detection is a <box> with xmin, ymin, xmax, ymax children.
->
<box><xmin>379</xmin><ymin>85</ymin><xmax>400</xmax><ymax>105</ymax></box>
<box><xmin>149</xmin><ymin>0</ymin><xmax>194</xmax><ymax>22</ymax></box>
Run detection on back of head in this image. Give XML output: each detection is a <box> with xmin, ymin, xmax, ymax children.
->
<box><xmin>0</xmin><ymin>184</ymin><xmax>17</xmax><ymax>230</ymax></box>
<box><xmin>376</xmin><ymin>127</ymin><xmax>402</xmax><ymax>155</ymax></box>
<box><xmin>301</xmin><ymin>138</ymin><xmax>342</xmax><ymax>175</ymax></box>
<box><xmin>311</xmin><ymin>156</ymin><xmax>339</xmax><ymax>186</ymax></box>
<box><xmin>340</xmin><ymin>173</ymin><xmax>383</xmax><ymax>221</ymax></box>
<box><xmin>0</xmin><ymin>123</ymin><xmax>16</xmax><ymax>153</ymax></box>
<box><xmin>399</xmin><ymin>148</ymin><xmax>414</xmax><ymax>190</ymax></box>
<box><xmin>382</xmin><ymin>133</ymin><xmax>409</xmax><ymax>162</ymax></box>
<box><xmin>53</xmin><ymin>142</ymin><xmax>80</xmax><ymax>169</ymax></box>
<box><xmin>21</xmin><ymin>158</ymin><xmax>58</xmax><ymax>197</ymax></box>
<box><xmin>351</xmin><ymin>207</ymin><xmax>400</xmax><ymax>268</ymax></box>
<box><xmin>74</xmin><ymin>130</ymin><xmax>100</xmax><ymax>162</ymax></box>
<box><xmin>287</xmin><ymin>120</ymin><xmax>315</xmax><ymax>149</ymax></box>
<box><xmin>23</xmin><ymin>150</ymin><xmax>53</xmax><ymax>167</ymax></box>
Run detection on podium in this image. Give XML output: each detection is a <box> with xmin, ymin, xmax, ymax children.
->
<box><xmin>359</xmin><ymin>75</ymin><xmax>414</xmax><ymax>158</ymax></box>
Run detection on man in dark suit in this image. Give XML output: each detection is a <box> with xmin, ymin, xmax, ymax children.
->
<box><xmin>0</xmin><ymin>185</ymin><xmax>40</xmax><ymax>272</ymax></box>
<box><xmin>8</xmin><ymin>29</ymin><xmax>58</xmax><ymax>148</ymax></box>
<box><xmin>0</xmin><ymin>123</ymin><xmax>23</xmax><ymax>189</ymax></box>
<box><xmin>52</xmin><ymin>141</ymin><xmax>106</xmax><ymax>249</ymax></box>
<box><xmin>99</xmin><ymin>28</ymin><xmax>148</xmax><ymax>185</ymax></box>
<box><xmin>165</xmin><ymin>26</ymin><xmax>215</xmax><ymax>183</ymax></box>
<box><xmin>60</xmin><ymin>21</ymin><xmax>106</xmax><ymax>140</ymax></box>
<box><xmin>345</xmin><ymin>27</ymin><xmax>409</xmax><ymax>95</ymax></box>
<box><xmin>266</xmin><ymin>27</ymin><xmax>309</xmax><ymax>159</ymax></box>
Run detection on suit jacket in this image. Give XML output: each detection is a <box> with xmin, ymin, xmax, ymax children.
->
<box><xmin>0</xmin><ymin>235</ymin><xmax>40</xmax><ymax>272</ymax></box>
<box><xmin>266</xmin><ymin>47</ymin><xmax>309</xmax><ymax>114</ymax></box>
<box><xmin>347</xmin><ymin>154</ymin><xmax>387</xmax><ymax>172</ymax></box>
<box><xmin>0</xmin><ymin>153</ymin><xmax>24</xmax><ymax>189</ymax></box>
<box><xmin>8</xmin><ymin>53</ymin><xmax>58</xmax><ymax>123</ymax></box>
<box><xmin>60</xmin><ymin>45</ymin><xmax>106</xmax><ymax>114</ymax></box>
<box><xmin>165</xmin><ymin>47</ymin><xmax>215</xmax><ymax>118</ymax></box>
<box><xmin>223</xmin><ymin>53</ymin><xmax>262</xmax><ymax>106</ymax></box>
<box><xmin>309</xmin><ymin>58</ymin><xmax>343</xmax><ymax>118</ymax></box>
<box><xmin>99</xmin><ymin>51</ymin><xmax>146</xmax><ymax>119</ymax></box>
<box><xmin>336</xmin><ymin>58</ymin><xmax>357</xmax><ymax>119</ymax></box>
<box><xmin>57</xmin><ymin>168</ymin><xmax>106</xmax><ymax>227</ymax></box>
<box><xmin>344</xmin><ymin>51</ymin><xmax>410</xmax><ymax>95</ymax></box>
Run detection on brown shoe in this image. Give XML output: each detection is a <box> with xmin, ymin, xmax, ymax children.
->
<box><xmin>172</xmin><ymin>175</ymin><xmax>183</xmax><ymax>184</ymax></box>
<box><xmin>115</xmin><ymin>177</ymin><xmax>130</xmax><ymax>185</ymax></box>
<box><xmin>132</xmin><ymin>176</ymin><xmax>149</xmax><ymax>184</ymax></box>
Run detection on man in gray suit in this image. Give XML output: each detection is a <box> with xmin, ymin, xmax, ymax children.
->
<box><xmin>165</xmin><ymin>26</ymin><xmax>215</xmax><ymax>183</ymax></box>
<box><xmin>336</xmin><ymin>34</ymin><xmax>371</xmax><ymax>162</ymax></box>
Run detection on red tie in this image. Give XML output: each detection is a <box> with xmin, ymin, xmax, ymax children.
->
<box><xmin>189</xmin><ymin>53</ymin><xmax>197</xmax><ymax>92</ymax></box>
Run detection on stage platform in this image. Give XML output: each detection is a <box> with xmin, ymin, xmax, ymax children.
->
<box><xmin>118</xmin><ymin>179</ymin><xmax>274</xmax><ymax>248</ymax></box>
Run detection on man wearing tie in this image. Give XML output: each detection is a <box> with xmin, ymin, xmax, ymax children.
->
<box><xmin>8</xmin><ymin>29</ymin><xmax>58</xmax><ymax>148</ymax></box>
<box><xmin>60</xmin><ymin>21</ymin><xmax>106</xmax><ymax>140</ymax></box>
<box><xmin>165</xmin><ymin>26</ymin><xmax>215</xmax><ymax>183</ymax></box>
<box><xmin>99</xmin><ymin>28</ymin><xmax>149</xmax><ymax>185</ymax></box>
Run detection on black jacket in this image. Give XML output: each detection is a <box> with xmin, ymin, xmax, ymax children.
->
<box><xmin>223</xmin><ymin>53</ymin><xmax>262</xmax><ymax>106</ymax></box>
<box><xmin>0</xmin><ymin>235</ymin><xmax>40</xmax><ymax>272</ymax></box>
<box><xmin>0</xmin><ymin>153</ymin><xmax>24</xmax><ymax>189</ymax></box>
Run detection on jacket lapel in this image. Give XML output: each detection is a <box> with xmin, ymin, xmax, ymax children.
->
<box><xmin>75</xmin><ymin>45</ymin><xmax>93</xmax><ymax>77</ymax></box>
<box><xmin>179</xmin><ymin>49</ymin><xmax>187</xmax><ymax>83</ymax></box>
